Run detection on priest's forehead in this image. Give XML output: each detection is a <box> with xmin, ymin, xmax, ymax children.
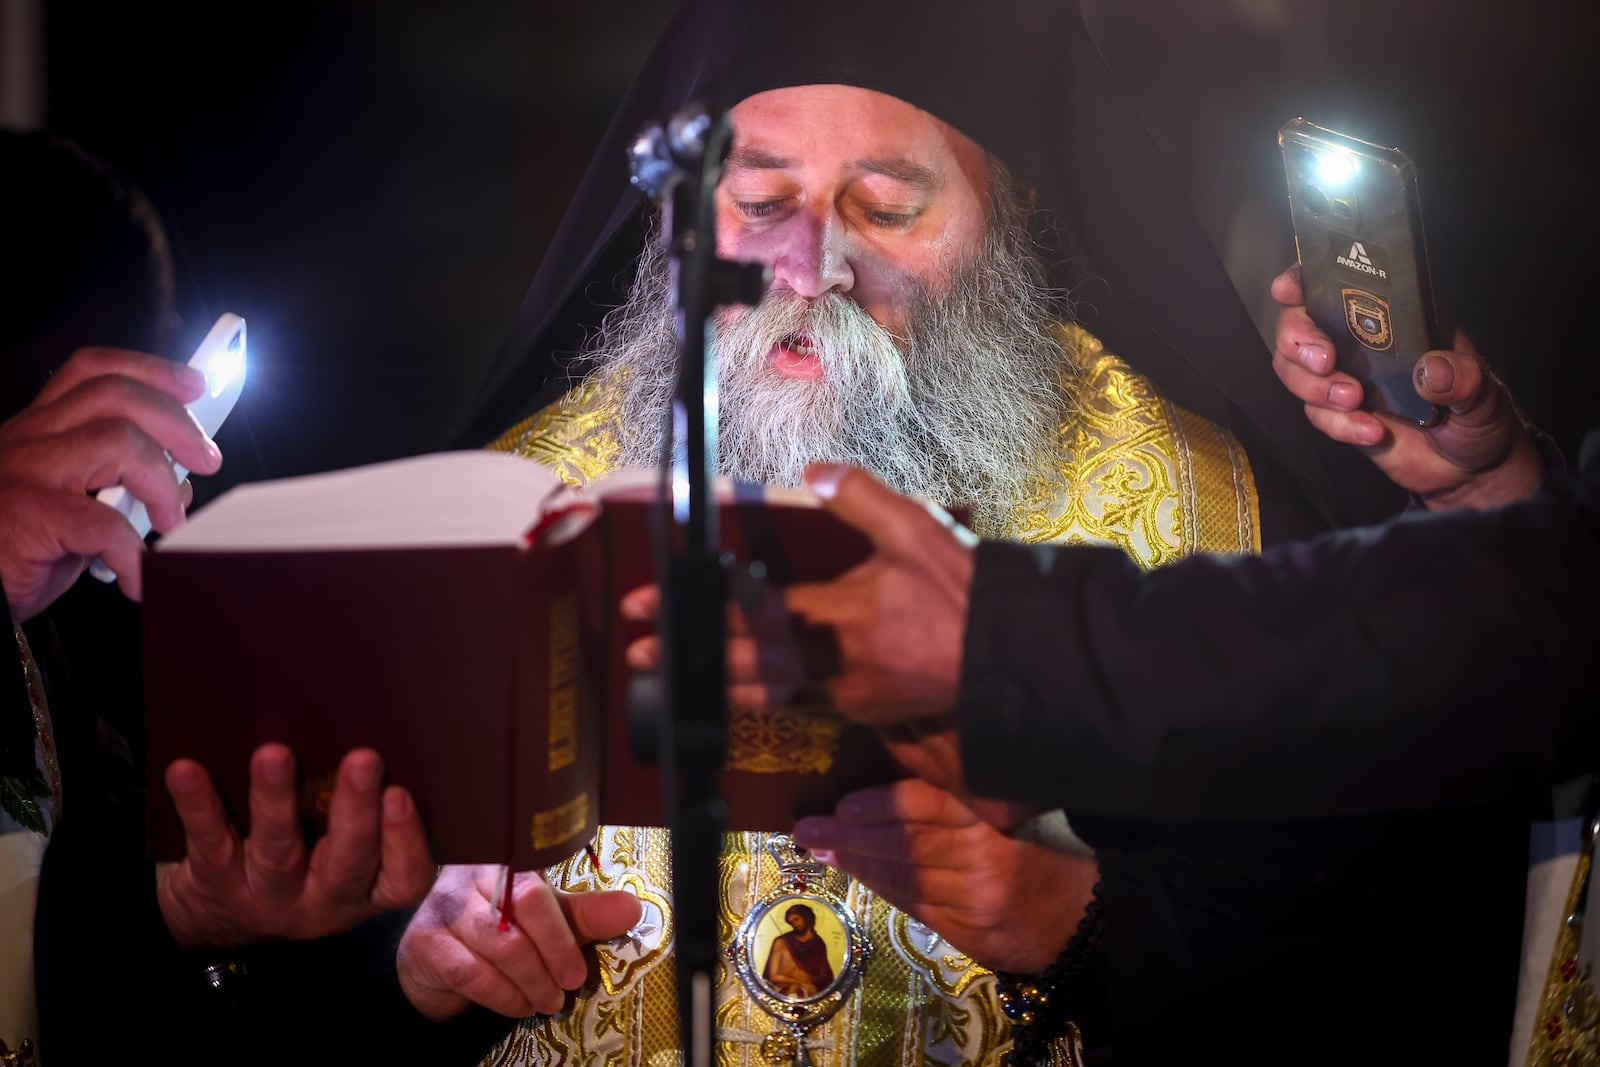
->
<box><xmin>726</xmin><ymin>85</ymin><xmax>991</xmax><ymax>199</ymax></box>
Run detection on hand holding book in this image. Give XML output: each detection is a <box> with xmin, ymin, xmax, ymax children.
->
<box><xmin>619</xmin><ymin>461</ymin><xmax>1034</xmax><ymax>832</ymax></box>
<box><xmin>155</xmin><ymin>743</ymin><xmax>434</xmax><ymax>951</ymax></box>
<box><xmin>142</xmin><ymin>451</ymin><xmax>905</xmax><ymax>868</ymax></box>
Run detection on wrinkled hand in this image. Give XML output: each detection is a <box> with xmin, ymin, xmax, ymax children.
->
<box><xmin>0</xmin><ymin>346</ymin><xmax>220</xmax><ymax>619</ymax></box>
<box><xmin>625</xmin><ymin>463</ymin><xmax>974</xmax><ymax>726</ymax></box>
<box><xmin>155</xmin><ymin>744</ymin><xmax>434</xmax><ymax>951</ymax></box>
<box><xmin>1271</xmin><ymin>266</ymin><xmax>1542</xmax><ymax>510</ymax></box>
<box><xmin>621</xmin><ymin>464</ymin><xmax>1032</xmax><ymax>821</ymax></box>
<box><xmin>793</xmin><ymin>779</ymin><xmax>1096</xmax><ymax>973</ymax></box>
<box><xmin>397</xmin><ymin>865</ymin><xmax>643</xmax><ymax>1021</ymax></box>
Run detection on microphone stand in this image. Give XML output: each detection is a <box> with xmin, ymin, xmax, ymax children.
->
<box><xmin>626</xmin><ymin>103</ymin><xmax>766</xmax><ymax>1067</ymax></box>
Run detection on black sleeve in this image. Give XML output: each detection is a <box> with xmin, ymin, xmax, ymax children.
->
<box><xmin>37</xmin><ymin>827</ymin><xmax>514</xmax><ymax>1064</ymax></box>
<box><xmin>958</xmin><ymin>430</ymin><xmax>1600</xmax><ymax>820</ymax></box>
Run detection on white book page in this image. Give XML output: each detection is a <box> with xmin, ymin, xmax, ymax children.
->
<box><xmin>546</xmin><ymin>467</ymin><xmax>823</xmax><ymax>510</ymax></box>
<box><xmin>157</xmin><ymin>451</ymin><xmax>567</xmax><ymax>551</ymax></box>
<box><xmin>528</xmin><ymin>468</ymin><xmax>823</xmax><ymax>549</ymax></box>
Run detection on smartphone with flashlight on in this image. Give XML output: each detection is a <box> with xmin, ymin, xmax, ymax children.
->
<box><xmin>1279</xmin><ymin>117</ymin><xmax>1442</xmax><ymax>426</ymax></box>
<box><xmin>90</xmin><ymin>312</ymin><xmax>248</xmax><ymax>583</ymax></box>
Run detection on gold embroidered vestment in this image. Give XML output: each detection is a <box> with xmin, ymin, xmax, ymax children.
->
<box><xmin>482</xmin><ymin>325</ymin><xmax>1260</xmax><ymax>1066</ymax></box>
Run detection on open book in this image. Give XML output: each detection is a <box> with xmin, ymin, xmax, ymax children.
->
<box><xmin>141</xmin><ymin>451</ymin><xmax>898</xmax><ymax>868</ymax></box>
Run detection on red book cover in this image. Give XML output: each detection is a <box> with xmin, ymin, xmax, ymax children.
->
<box><xmin>141</xmin><ymin>453</ymin><xmax>901</xmax><ymax>869</ymax></box>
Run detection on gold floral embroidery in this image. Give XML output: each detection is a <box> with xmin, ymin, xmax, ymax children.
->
<box><xmin>4</xmin><ymin>625</ymin><xmax>58</xmax><ymax>837</ymax></box>
<box><xmin>725</xmin><ymin>707</ymin><xmax>842</xmax><ymax>775</ymax></box>
<box><xmin>1013</xmin><ymin>325</ymin><xmax>1257</xmax><ymax>564</ymax></box>
<box><xmin>1528</xmin><ymin>824</ymin><xmax>1600</xmax><ymax>1066</ymax></box>
<box><xmin>482</xmin><ymin>326</ymin><xmax>1259</xmax><ymax>1066</ymax></box>
<box><xmin>490</xmin><ymin>376</ymin><xmax>622</xmax><ymax>486</ymax></box>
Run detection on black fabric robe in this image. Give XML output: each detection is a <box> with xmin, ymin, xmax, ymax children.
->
<box><xmin>962</xmin><ymin>429</ymin><xmax>1600</xmax><ymax>821</ymax></box>
<box><xmin>959</xmin><ymin>433</ymin><xmax>1600</xmax><ymax>1063</ymax></box>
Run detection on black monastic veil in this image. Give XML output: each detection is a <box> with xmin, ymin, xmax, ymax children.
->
<box><xmin>453</xmin><ymin>0</ymin><xmax>1405</xmax><ymax>539</ymax></box>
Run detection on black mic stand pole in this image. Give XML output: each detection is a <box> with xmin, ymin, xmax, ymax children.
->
<box><xmin>626</xmin><ymin>103</ymin><xmax>766</xmax><ymax>1067</ymax></box>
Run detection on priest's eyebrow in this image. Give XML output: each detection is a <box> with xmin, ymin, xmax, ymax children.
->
<box><xmin>725</xmin><ymin>146</ymin><xmax>794</xmax><ymax>173</ymax></box>
<box><xmin>724</xmin><ymin>147</ymin><xmax>942</xmax><ymax>191</ymax></box>
<box><xmin>854</xmin><ymin>157</ymin><xmax>941</xmax><ymax>191</ymax></box>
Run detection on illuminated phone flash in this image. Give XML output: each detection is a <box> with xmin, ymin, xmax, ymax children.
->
<box><xmin>1315</xmin><ymin>150</ymin><xmax>1358</xmax><ymax>189</ymax></box>
<box><xmin>88</xmin><ymin>311</ymin><xmax>246</xmax><ymax>585</ymax></box>
<box><xmin>205</xmin><ymin>327</ymin><xmax>248</xmax><ymax>397</ymax></box>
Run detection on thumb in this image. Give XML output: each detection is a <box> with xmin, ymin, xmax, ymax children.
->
<box><xmin>1270</xmin><ymin>263</ymin><xmax>1304</xmax><ymax>307</ymax></box>
<box><xmin>1414</xmin><ymin>331</ymin><xmax>1505</xmax><ymax>426</ymax></box>
<box><xmin>559</xmin><ymin>889</ymin><xmax>643</xmax><ymax>943</ymax></box>
<box><xmin>803</xmin><ymin>463</ymin><xmax>949</xmax><ymax>553</ymax></box>
<box><xmin>58</xmin><ymin>495</ymin><xmax>146</xmax><ymax>598</ymax></box>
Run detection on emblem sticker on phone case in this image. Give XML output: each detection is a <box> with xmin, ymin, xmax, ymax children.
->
<box><xmin>1342</xmin><ymin>288</ymin><xmax>1394</xmax><ymax>351</ymax></box>
<box><xmin>1329</xmin><ymin>236</ymin><xmax>1390</xmax><ymax>283</ymax></box>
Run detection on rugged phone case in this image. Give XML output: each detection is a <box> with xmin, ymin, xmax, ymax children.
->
<box><xmin>1280</xmin><ymin>117</ymin><xmax>1442</xmax><ymax>426</ymax></box>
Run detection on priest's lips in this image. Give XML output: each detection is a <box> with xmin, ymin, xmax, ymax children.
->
<box><xmin>768</xmin><ymin>334</ymin><xmax>824</xmax><ymax>380</ymax></box>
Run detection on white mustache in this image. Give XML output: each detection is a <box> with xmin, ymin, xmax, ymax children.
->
<box><xmin>713</xmin><ymin>289</ymin><xmax>913</xmax><ymax>409</ymax></box>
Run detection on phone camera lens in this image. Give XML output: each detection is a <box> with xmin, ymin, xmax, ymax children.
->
<box><xmin>1291</xmin><ymin>146</ymin><xmax>1321</xmax><ymax>177</ymax></box>
<box><xmin>1299</xmin><ymin>183</ymin><xmax>1331</xmax><ymax>217</ymax></box>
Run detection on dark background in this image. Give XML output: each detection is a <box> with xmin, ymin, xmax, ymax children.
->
<box><xmin>1088</xmin><ymin>0</ymin><xmax>1600</xmax><ymax>464</ymax></box>
<box><xmin>24</xmin><ymin>0</ymin><xmax>1600</xmax><ymax>501</ymax></box>
<box><xmin>37</xmin><ymin>2</ymin><xmax>676</xmax><ymax>496</ymax></box>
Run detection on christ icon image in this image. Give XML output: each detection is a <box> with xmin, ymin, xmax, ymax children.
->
<box><xmin>762</xmin><ymin>903</ymin><xmax>835</xmax><ymax>998</ymax></box>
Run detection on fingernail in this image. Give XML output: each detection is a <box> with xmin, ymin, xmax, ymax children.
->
<box><xmin>261</xmin><ymin>754</ymin><xmax>293</xmax><ymax>785</ymax></box>
<box><xmin>189</xmin><ymin>410</ymin><xmax>223</xmax><ymax>472</ymax></box>
<box><xmin>626</xmin><ymin>642</ymin><xmax>657</xmax><ymax>669</ymax></box>
<box><xmin>1298</xmin><ymin>345</ymin><xmax>1330</xmax><ymax>374</ymax></box>
<box><xmin>169</xmin><ymin>762</ymin><xmax>203</xmax><ymax>796</ymax></box>
<box><xmin>349</xmin><ymin>756</ymin><xmax>382</xmax><ymax>792</ymax></box>
<box><xmin>179</xmin><ymin>364</ymin><xmax>208</xmax><ymax>395</ymax></box>
<box><xmin>1417</xmin><ymin>354</ymin><xmax>1454</xmax><ymax>394</ymax></box>
<box><xmin>793</xmin><ymin>818</ymin><xmax>822</xmax><ymax>847</ymax></box>
<box><xmin>809</xmin><ymin>848</ymin><xmax>837</xmax><ymax>866</ymax></box>
<box><xmin>1328</xmin><ymin>382</ymin><xmax>1360</xmax><ymax>408</ymax></box>
<box><xmin>384</xmin><ymin>788</ymin><xmax>411</xmax><ymax>822</ymax></box>
<box><xmin>804</xmin><ymin>463</ymin><xmax>848</xmax><ymax>501</ymax></box>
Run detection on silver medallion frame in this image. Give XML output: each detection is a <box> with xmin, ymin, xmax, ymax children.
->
<box><xmin>728</xmin><ymin>839</ymin><xmax>872</xmax><ymax>1061</ymax></box>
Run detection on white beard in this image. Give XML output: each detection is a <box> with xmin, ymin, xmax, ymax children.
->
<box><xmin>578</xmin><ymin>188</ymin><xmax>1073</xmax><ymax>537</ymax></box>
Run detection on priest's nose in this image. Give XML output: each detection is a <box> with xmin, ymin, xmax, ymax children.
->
<box><xmin>768</xmin><ymin>208</ymin><xmax>854</xmax><ymax>299</ymax></box>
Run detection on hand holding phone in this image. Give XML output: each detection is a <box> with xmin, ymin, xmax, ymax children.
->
<box><xmin>90</xmin><ymin>313</ymin><xmax>247</xmax><ymax>582</ymax></box>
<box><xmin>1279</xmin><ymin>118</ymin><xmax>1442</xmax><ymax>427</ymax></box>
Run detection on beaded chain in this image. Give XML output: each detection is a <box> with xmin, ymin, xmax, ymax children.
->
<box><xmin>996</xmin><ymin>880</ymin><xmax>1105</xmax><ymax>1067</ymax></box>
